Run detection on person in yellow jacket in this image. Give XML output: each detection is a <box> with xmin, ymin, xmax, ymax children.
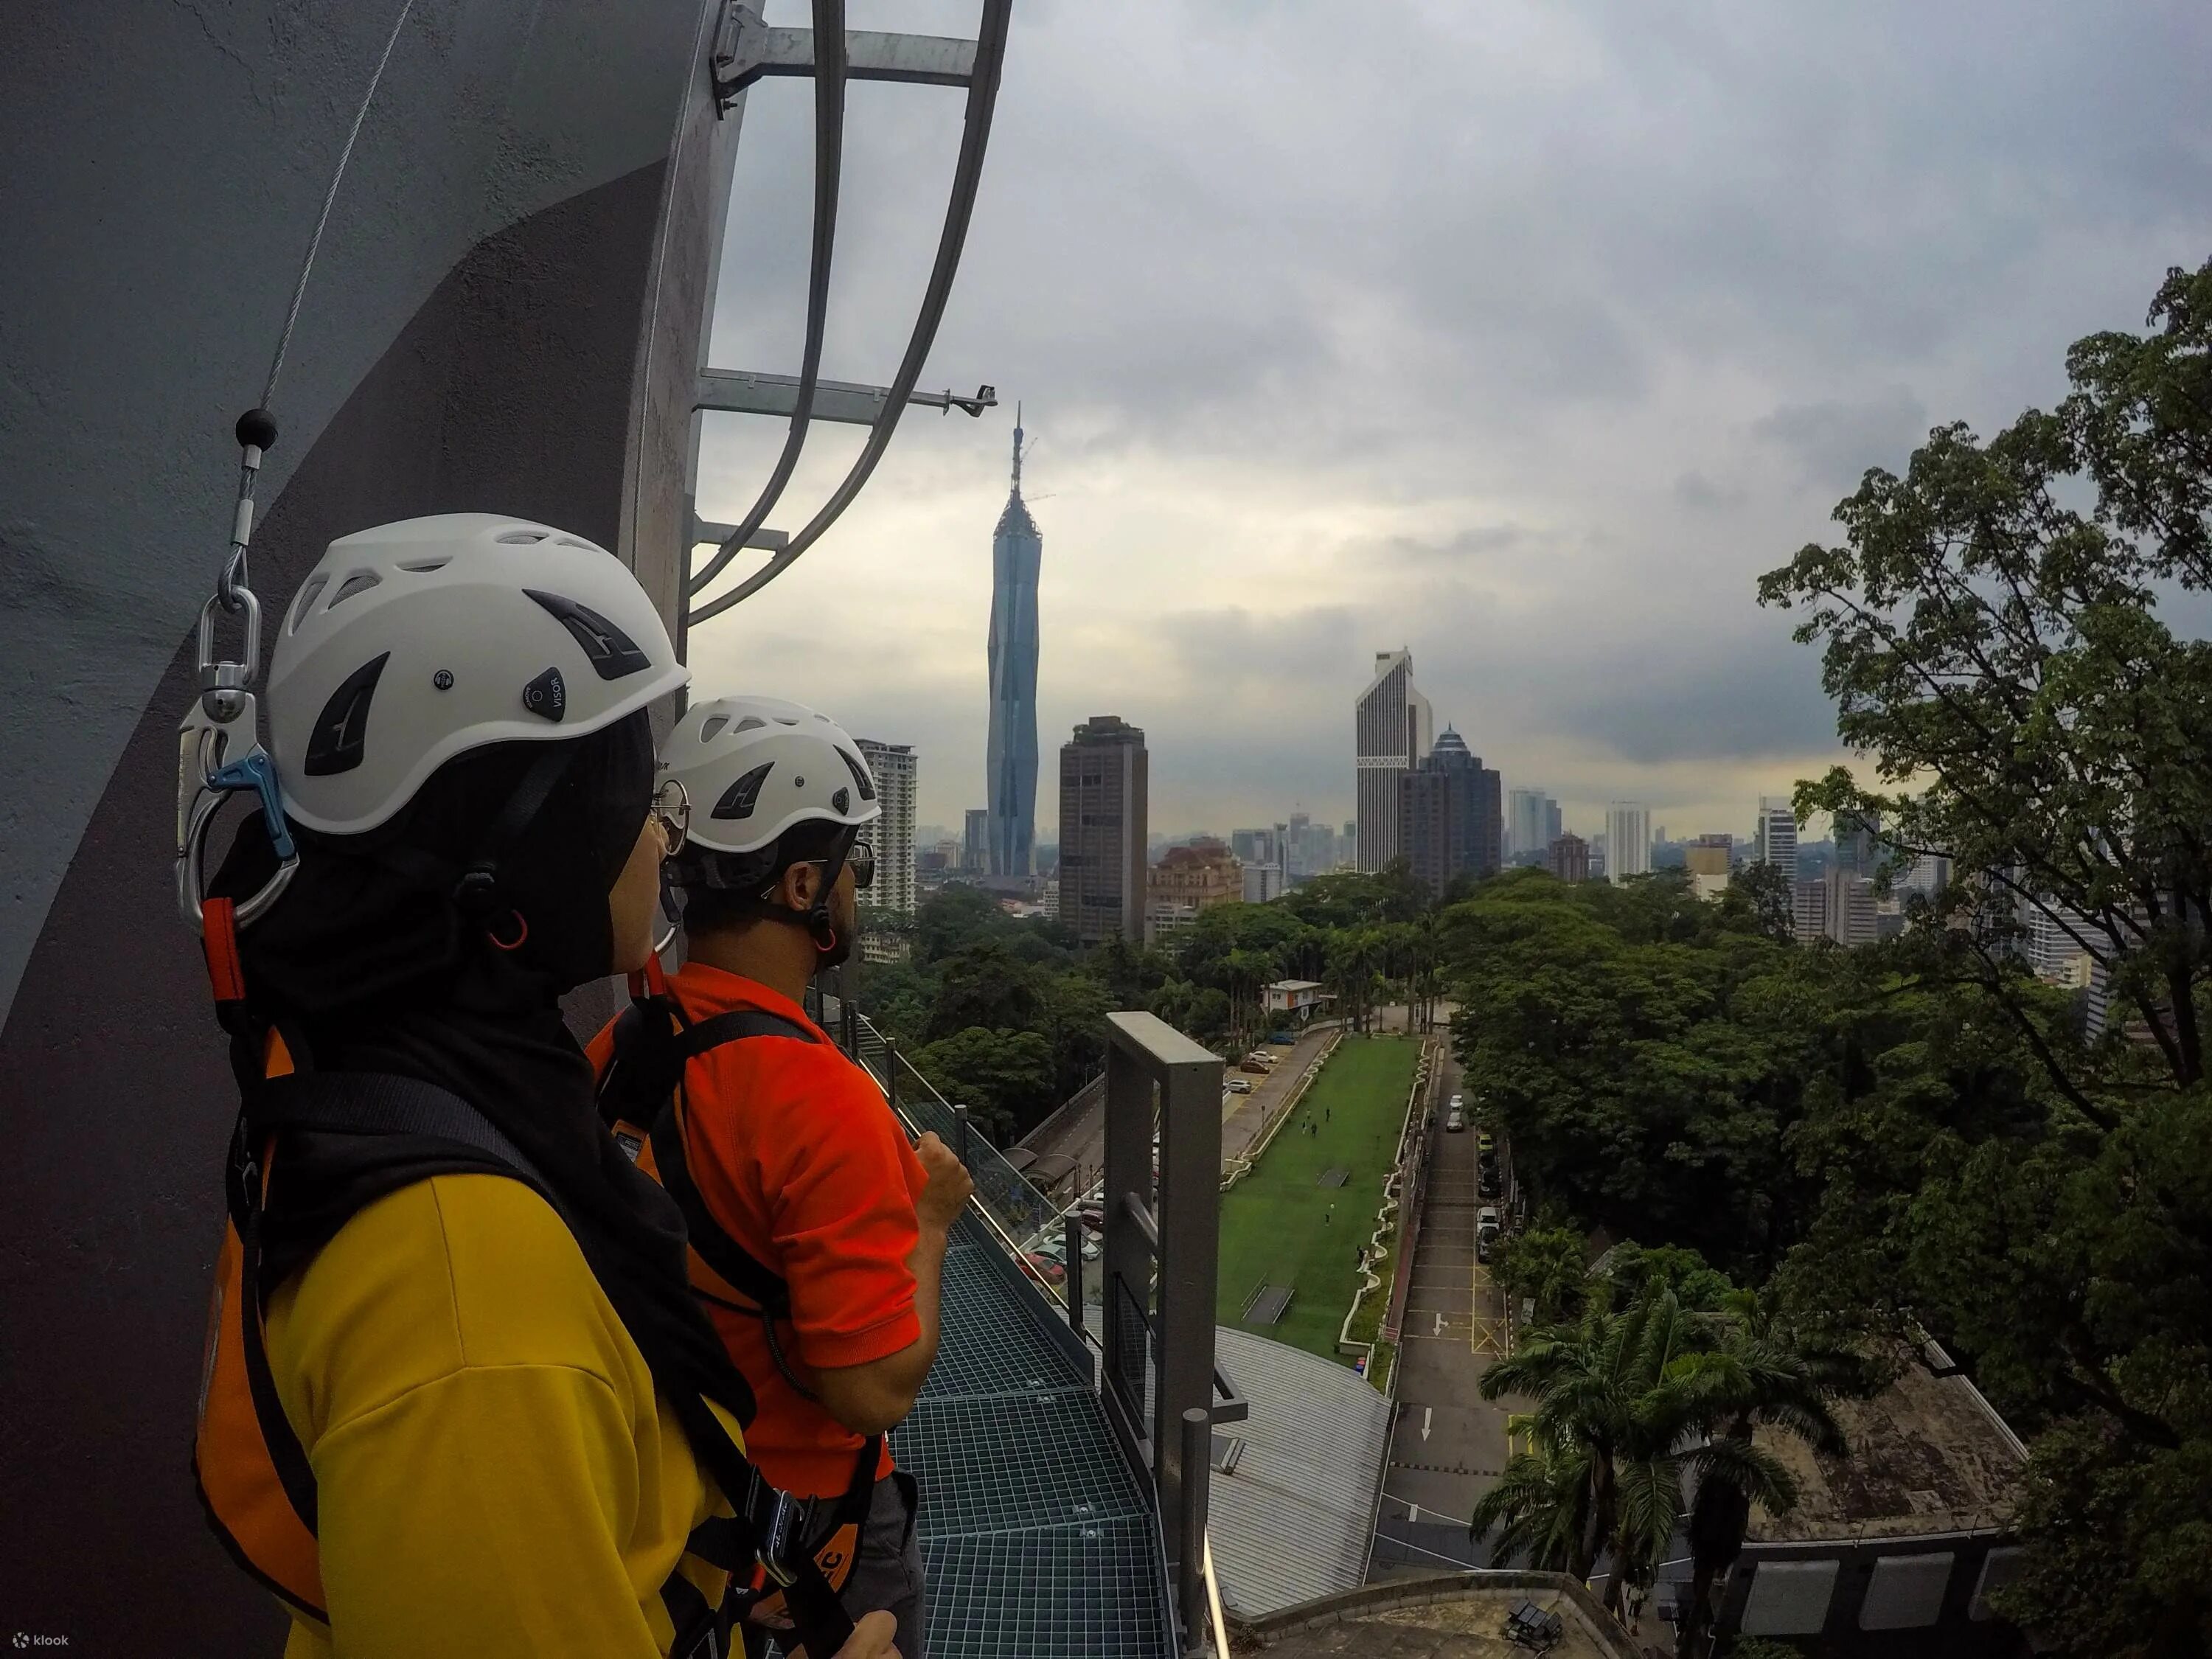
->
<box><xmin>193</xmin><ymin>515</ymin><xmax>897</xmax><ymax>1658</ymax></box>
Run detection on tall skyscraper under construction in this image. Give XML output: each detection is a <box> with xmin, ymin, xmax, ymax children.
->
<box><xmin>986</xmin><ymin>411</ymin><xmax>1042</xmax><ymax>874</ymax></box>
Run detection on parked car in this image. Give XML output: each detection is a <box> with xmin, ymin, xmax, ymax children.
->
<box><xmin>1024</xmin><ymin>1252</ymin><xmax>1067</xmax><ymax>1286</ymax></box>
<box><xmin>1478</xmin><ymin>1168</ymin><xmax>1501</xmax><ymax>1198</ymax></box>
<box><xmin>1445</xmin><ymin>1105</ymin><xmax>1467</xmax><ymax>1133</ymax></box>
<box><xmin>1238</xmin><ymin>1059</ymin><xmax>1270</xmax><ymax>1074</ymax></box>
<box><xmin>1225</xmin><ymin>1077</ymin><xmax>1253</xmax><ymax>1094</ymax></box>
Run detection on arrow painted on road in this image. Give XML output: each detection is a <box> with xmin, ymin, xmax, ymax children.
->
<box><xmin>1422</xmin><ymin>1407</ymin><xmax>1433</xmax><ymax>1441</ymax></box>
<box><xmin>1433</xmin><ymin>1312</ymin><xmax>1443</xmax><ymax>1337</ymax></box>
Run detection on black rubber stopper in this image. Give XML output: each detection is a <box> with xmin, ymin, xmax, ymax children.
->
<box><xmin>234</xmin><ymin>407</ymin><xmax>279</xmax><ymax>451</ymax></box>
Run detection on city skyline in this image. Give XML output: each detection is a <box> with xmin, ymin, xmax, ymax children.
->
<box><xmin>683</xmin><ymin>3</ymin><xmax>2193</xmax><ymax>842</ymax></box>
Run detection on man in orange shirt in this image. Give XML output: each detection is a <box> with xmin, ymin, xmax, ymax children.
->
<box><xmin>593</xmin><ymin>695</ymin><xmax>971</xmax><ymax>1659</ymax></box>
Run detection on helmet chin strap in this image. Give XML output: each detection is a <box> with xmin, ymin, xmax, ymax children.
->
<box><xmin>802</xmin><ymin>833</ymin><xmax>854</xmax><ymax>957</ymax></box>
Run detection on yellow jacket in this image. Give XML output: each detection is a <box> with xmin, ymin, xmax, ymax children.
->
<box><xmin>265</xmin><ymin>1172</ymin><xmax>737</xmax><ymax>1657</ymax></box>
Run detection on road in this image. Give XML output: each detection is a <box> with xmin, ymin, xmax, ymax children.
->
<box><xmin>1017</xmin><ymin>1023</ymin><xmax>1340</xmax><ymax>1192</ymax></box>
<box><xmin>1371</xmin><ymin>1040</ymin><xmax>1523</xmax><ymax>1574</ymax></box>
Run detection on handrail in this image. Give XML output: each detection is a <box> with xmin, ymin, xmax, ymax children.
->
<box><xmin>1203</xmin><ymin>1529</ymin><xmax>1231</xmax><ymax>1658</ymax></box>
<box><xmin>686</xmin><ymin>0</ymin><xmax>1014</xmax><ymax>625</ymax></box>
<box><xmin>686</xmin><ymin>0</ymin><xmax>846</xmax><ymax>599</ymax></box>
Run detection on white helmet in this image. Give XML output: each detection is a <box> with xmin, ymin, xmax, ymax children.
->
<box><xmin>265</xmin><ymin>514</ymin><xmax>688</xmax><ymax>835</ymax></box>
<box><xmin>660</xmin><ymin>694</ymin><xmax>882</xmax><ymax>860</ymax></box>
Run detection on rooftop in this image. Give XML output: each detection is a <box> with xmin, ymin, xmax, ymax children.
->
<box><xmin>1750</xmin><ymin>1351</ymin><xmax>2026</xmax><ymax>1543</ymax></box>
<box><xmin>1208</xmin><ymin>1326</ymin><xmax>1393</xmax><ymax>1618</ymax></box>
<box><xmin>1231</xmin><ymin>1573</ymin><xmax>1638</xmax><ymax>1659</ymax></box>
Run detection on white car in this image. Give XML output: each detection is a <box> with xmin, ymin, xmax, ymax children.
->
<box><xmin>1225</xmin><ymin>1077</ymin><xmax>1254</xmax><ymax>1095</ymax></box>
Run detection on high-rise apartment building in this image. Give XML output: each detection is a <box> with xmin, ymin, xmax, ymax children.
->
<box><xmin>1057</xmin><ymin>714</ymin><xmax>1149</xmax><ymax>945</ymax></box>
<box><xmin>1399</xmin><ymin>728</ymin><xmax>1503</xmax><ymax>897</ymax></box>
<box><xmin>1354</xmin><ymin>650</ymin><xmax>1432</xmax><ymax>871</ymax></box>
<box><xmin>1605</xmin><ymin>801</ymin><xmax>1652</xmax><ymax>885</ymax></box>
<box><xmin>1548</xmin><ymin>832</ymin><xmax>1590</xmax><ymax>883</ymax></box>
<box><xmin>1826</xmin><ymin>869</ymin><xmax>1879</xmax><ymax>948</ymax></box>
<box><xmin>1754</xmin><ymin>796</ymin><xmax>1799</xmax><ymax>886</ymax></box>
<box><xmin>852</xmin><ymin>740</ymin><xmax>917</xmax><ymax>916</ymax></box>
<box><xmin>962</xmin><ymin>808</ymin><xmax>990</xmax><ymax>874</ymax></box>
<box><xmin>986</xmin><ymin>417</ymin><xmax>1042</xmax><ymax>876</ymax></box>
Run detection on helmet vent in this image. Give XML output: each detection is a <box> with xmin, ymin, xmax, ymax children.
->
<box><xmin>713</xmin><ymin>762</ymin><xmax>773</xmax><ymax>821</ymax></box>
<box><xmin>524</xmin><ymin>589</ymin><xmax>651</xmax><ymax>680</ymax></box>
<box><xmin>327</xmin><ymin>569</ymin><xmax>383</xmax><ymax>608</ymax></box>
<box><xmin>836</xmin><ymin>746</ymin><xmax>878</xmax><ymax>803</ymax></box>
<box><xmin>497</xmin><ymin>530</ymin><xmax>549</xmax><ymax>545</ymax></box>
<box><xmin>397</xmin><ymin>557</ymin><xmax>452</xmax><ymax>573</ymax></box>
<box><xmin>289</xmin><ymin>575</ymin><xmax>327</xmax><ymax>633</ymax></box>
<box><xmin>700</xmin><ymin>715</ymin><xmax>729</xmax><ymax>742</ymax></box>
<box><xmin>302</xmin><ymin>652</ymin><xmax>391</xmax><ymax>776</ymax></box>
<box><xmin>556</xmin><ymin>538</ymin><xmax>594</xmax><ymax>550</ymax></box>
<box><xmin>735</xmin><ymin>715</ymin><xmax>768</xmax><ymax>734</ymax></box>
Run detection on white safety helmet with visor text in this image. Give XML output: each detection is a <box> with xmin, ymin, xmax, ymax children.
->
<box><xmin>264</xmin><ymin>514</ymin><xmax>689</xmax><ymax>835</ymax></box>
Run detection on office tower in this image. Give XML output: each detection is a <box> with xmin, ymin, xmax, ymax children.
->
<box><xmin>1507</xmin><ymin>788</ymin><xmax>1553</xmax><ymax>861</ymax></box>
<box><xmin>986</xmin><ymin>414</ymin><xmax>1042</xmax><ymax>876</ymax></box>
<box><xmin>1286</xmin><ymin>811</ymin><xmax>1312</xmax><ymax>878</ymax></box>
<box><xmin>1754</xmin><ymin>796</ymin><xmax>1799</xmax><ymax>885</ymax></box>
<box><xmin>1399</xmin><ymin>728</ymin><xmax>1504</xmax><ymax>897</ymax></box>
<box><xmin>852</xmin><ymin>740</ymin><xmax>917</xmax><ymax>916</ymax></box>
<box><xmin>1543</xmin><ymin>798</ymin><xmax>1562</xmax><ymax>849</ymax></box>
<box><xmin>1826</xmin><ymin>869</ymin><xmax>1879</xmax><ymax>947</ymax></box>
<box><xmin>1354</xmin><ymin>649</ymin><xmax>1432</xmax><ymax>871</ymax></box>
<box><xmin>1057</xmin><ymin>714</ymin><xmax>1149</xmax><ymax>945</ymax></box>
<box><xmin>962</xmin><ymin>808</ymin><xmax>990</xmax><ymax>873</ymax></box>
<box><xmin>1548</xmin><ymin>832</ymin><xmax>1590</xmax><ymax>883</ymax></box>
<box><xmin>1243</xmin><ymin>863</ymin><xmax>1287</xmax><ymax>903</ymax></box>
<box><xmin>1231</xmin><ymin>827</ymin><xmax>1264</xmax><ymax>864</ymax></box>
<box><xmin>1605</xmin><ymin>801</ymin><xmax>1652</xmax><ymax>885</ymax></box>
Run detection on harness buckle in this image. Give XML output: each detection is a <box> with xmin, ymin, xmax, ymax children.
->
<box><xmin>745</xmin><ymin>1474</ymin><xmax>804</xmax><ymax>1589</ymax></box>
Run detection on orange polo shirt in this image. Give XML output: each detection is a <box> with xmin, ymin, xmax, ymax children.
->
<box><xmin>589</xmin><ymin>965</ymin><xmax>926</xmax><ymax>1497</ymax></box>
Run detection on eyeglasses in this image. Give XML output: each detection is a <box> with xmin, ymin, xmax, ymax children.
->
<box><xmin>652</xmin><ymin>778</ymin><xmax>690</xmax><ymax>856</ymax></box>
<box><xmin>790</xmin><ymin>839</ymin><xmax>875</xmax><ymax>892</ymax></box>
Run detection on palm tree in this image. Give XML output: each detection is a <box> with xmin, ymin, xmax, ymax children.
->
<box><xmin>1672</xmin><ymin>1291</ymin><xmax>1856</xmax><ymax>1659</ymax></box>
<box><xmin>1475</xmin><ymin>1282</ymin><xmax>1713</xmax><ymax>1610</ymax></box>
<box><xmin>1467</xmin><ymin>1419</ymin><xmax>1591</xmax><ymax>1573</ymax></box>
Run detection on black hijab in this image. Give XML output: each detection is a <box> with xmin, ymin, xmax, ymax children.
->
<box><xmin>210</xmin><ymin>709</ymin><xmax>757</xmax><ymax>1431</ymax></box>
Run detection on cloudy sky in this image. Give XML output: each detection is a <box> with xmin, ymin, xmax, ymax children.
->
<box><xmin>687</xmin><ymin>0</ymin><xmax>2209</xmax><ymax>844</ymax></box>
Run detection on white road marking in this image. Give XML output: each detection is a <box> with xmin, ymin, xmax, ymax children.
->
<box><xmin>1433</xmin><ymin>1312</ymin><xmax>1443</xmax><ymax>1337</ymax></box>
<box><xmin>1422</xmin><ymin>1407</ymin><xmax>1433</xmax><ymax>1441</ymax></box>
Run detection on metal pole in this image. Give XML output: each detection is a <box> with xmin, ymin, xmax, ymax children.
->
<box><xmin>883</xmin><ymin>1036</ymin><xmax>899</xmax><ymax>1118</ymax></box>
<box><xmin>1179</xmin><ymin>1407</ymin><xmax>1211</xmax><ymax>1652</ymax></box>
<box><xmin>953</xmin><ymin>1102</ymin><xmax>971</xmax><ymax>1169</ymax></box>
<box><xmin>1065</xmin><ymin>1211</ymin><xmax>1085</xmax><ymax>1335</ymax></box>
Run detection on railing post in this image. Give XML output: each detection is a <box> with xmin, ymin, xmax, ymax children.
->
<box><xmin>953</xmin><ymin>1102</ymin><xmax>971</xmax><ymax>1169</ymax></box>
<box><xmin>1179</xmin><ymin>1407</ymin><xmax>1212</xmax><ymax>1652</ymax></box>
<box><xmin>1065</xmin><ymin>1210</ymin><xmax>1085</xmax><ymax>1335</ymax></box>
<box><xmin>883</xmin><ymin>1037</ymin><xmax>899</xmax><ymax>1117</ymax></box>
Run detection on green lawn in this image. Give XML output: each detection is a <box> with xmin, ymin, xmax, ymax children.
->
<box><xmin>1216</xmin><ymin>1037</ymin><xmax>1420</xmax><ymax>1364</ymax></box>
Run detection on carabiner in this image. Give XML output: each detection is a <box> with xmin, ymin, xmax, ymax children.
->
<box><xmin>175</xmin><ymin>689</ymin><xmax>297</xmax><ymax>933</ymax></box>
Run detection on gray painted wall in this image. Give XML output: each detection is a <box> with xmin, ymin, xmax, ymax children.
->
<box><xmin>0</xmin><ymin>4</ymin><xmax>720</xmax><ymax>1646</ymax></box>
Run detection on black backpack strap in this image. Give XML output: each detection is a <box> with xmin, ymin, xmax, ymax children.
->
<box><xmin>672</xmin><ymin>1006</ymin><xmax>820</xmax><ymax>1057</ymax></box>
<box><xmin>228</xmin><ymin>1071</ymin><xmax>553</xmax><ymax>1543</ymax></box>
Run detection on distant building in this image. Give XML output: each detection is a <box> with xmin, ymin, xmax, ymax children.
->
<box><xmin>1606</xmin><ymin>801</ymin><xmax>1652</xmax><ymax>885</ymax></box>
<box><xmin>986</xmin><ymin>417</ymin><xmax>1042</xmax><ymax>876</ymax></box>
<box><xmin>1686</xmin><ymin>833</ymin><xmax>1733</xmax><ymax>901</ymax></box>
<box><xmin>1835</xmin><ymin>809</ymin><xmax>1881</xmax><ymax>878</ymax></box>
<box><xmin>1231</xmin><ymin>827</ymin><xmax>1266</xmax><ymax>864</ymax></box>
<box><xmin>1262</xmin><ymin>980</ymin><xmax>1332</xmax><ymax>1019</ymax></box>
<box><xmin>1146</xmin><ymin>838</ymin><xmax>1242</xmax><ymax>942</ymax></box>
<box><xmin>1793</xmin><ymin>877</ymin><xmax>1829</xmax><ymax>942</ymax></box>
<box><xmin>1399</xmin><ymin>727</ymin><xmax>1503</xmax><ymax>897</ymax></box>
<box><xmin>962</xmin><ymin>808</ymin><xmax>990</xmax><ymax>874</ymax></box>
<box><xmin>853</xmin><ymin>739</ymin><xmax>917</xmax><ymax>916</ymax></box>
<box><xmin>1242</xmin><ymin>864</ymin><xmax>1287</xmax><ymax>904</ymax></box>
<box><xmin>1548</xmin><ymin>832</ymin><xmax>1590</xmax><ymax>883</ymax></box>
<box><xmin>1826</xmin><ymin>870</ymin><xmax>1879</xmax><ymax>948</ymax></box>
<box><xmin>1057</xmin><ymin>714</ymin><xmax>1149</xmax><ymax>945</ymax></box>
<box><xmin>1354</xmin><ymin>649</ymin><xmax>1432</xmax><ymax>871</ymax></box>
<box><xmin>1755</xmin><ymin>796</ymin><xmax>1800</xmax><ymax>887</ymax></box>
<box><xmin>1506</xmin><ymin>788</ymin><xmax>1560</xmax><ymax>862</ymax></box>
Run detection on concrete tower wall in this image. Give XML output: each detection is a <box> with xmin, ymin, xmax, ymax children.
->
<box><xmin>0</xmin><ymin>4</ymin><xmax>725</xmax><ymax>1645</ymax></box>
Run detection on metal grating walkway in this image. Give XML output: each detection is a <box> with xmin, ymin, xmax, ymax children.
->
<box><xmin>901</xmin><ymin>1220</ymin><xmax>1175</xmax><ymax>1659</ymax></box>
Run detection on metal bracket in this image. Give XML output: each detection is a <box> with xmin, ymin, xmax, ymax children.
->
<box><xmin>695</xmin><ymin>369</ymin><xmax>995</xmax><ymax>425</ymax></box>
<box><xmin>712</xmin><ymin>3</ymin><xmax>978</xmax><ymax>108</ymax></box>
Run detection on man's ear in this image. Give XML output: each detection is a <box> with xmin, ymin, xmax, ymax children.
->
<box><xmin>783</xmin><ymin>860</ymin><xmax>819</xmax><ymax>911</ymax></box>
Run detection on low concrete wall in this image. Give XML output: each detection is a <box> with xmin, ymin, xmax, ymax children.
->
<box><xmin>1233</xmin><ymin>1569</ymin><xmax>1640</xmax><ymax>1658</ymax></box>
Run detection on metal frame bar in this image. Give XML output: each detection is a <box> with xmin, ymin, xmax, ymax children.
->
<box><xmin>686</xmin><ymin>0</ymin><xmax>1014</xmax><ymax>627</ymax></box>
<box><xmin>685</xmin><ymin>0</ymin><xmax>846</xmax><ymax>602</ymax></box>
<box><xmin>1098</xmin><ymin>1012</ymin><xmax>1228</xmax><ymax>1654</ymax></box>
<box><xmin>695</xmin><ymin>366</ymin><xmax>995</xmax><ymax>425</ymax></box>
